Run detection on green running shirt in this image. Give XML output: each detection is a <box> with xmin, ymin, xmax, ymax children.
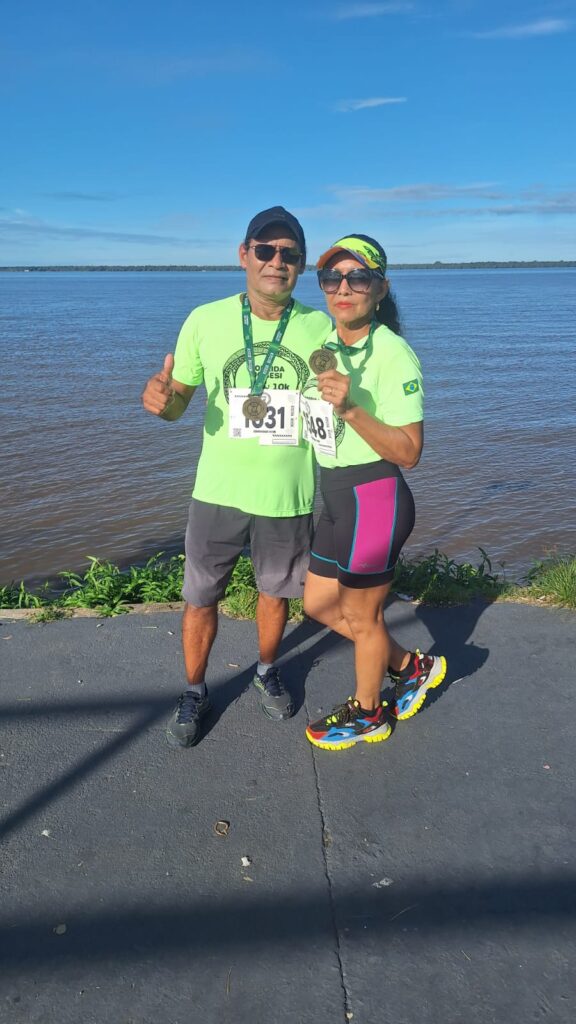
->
<box><xmin>173</xmin><ymin>294</ymin><xmax>332</xmax><ymax>516</ymax></box>
<box><xmin>303</xmin><ymin>323</ymin><xmax>424</xmax><ymax>469</ymax></box>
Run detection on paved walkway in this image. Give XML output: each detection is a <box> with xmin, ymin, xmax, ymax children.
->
<box><xmin>0</xmin><ymin>599</ymin><xmax>574</xmax><ymax>1024</ymax></box>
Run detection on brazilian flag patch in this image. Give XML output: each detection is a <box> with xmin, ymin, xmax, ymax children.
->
<box><xmin>403</xmin><ymin>379</ymin><xmax>419</xmax><ymax>395</ymax></box>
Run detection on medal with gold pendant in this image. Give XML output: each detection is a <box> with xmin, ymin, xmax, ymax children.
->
<box><xmin>240</xmin><ymin>294</ymin><xmax>293</xmax><ymax>422</ymax></box>
<box><xmin>309</xmin><ymin>349</ymin><xmax>337</xmax><ymax>374</ymax></box>
<box><xmin>242</xmin><ymin>394</ymin><xmax>268</xmax><ymax>421</ymax></box>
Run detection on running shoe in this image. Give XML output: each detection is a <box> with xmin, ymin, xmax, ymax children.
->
<box><xmin>390</xmin><ymin>650</ymin><xmax>447</xmax><ymax>721</ymax></box>
<box><xmin>166</xmin><ymin>690</ymin><xmax>211</xmax><ymax>748</ymax></box>
<box><xmin>306</xmin><ymin>699</ymin><xmax>392</xmax><ymax>751</ymax></box>
<box><xmin>252</xmin><ymin>666</ymin><xmax>294</xmax><ymax>721</ymax></box>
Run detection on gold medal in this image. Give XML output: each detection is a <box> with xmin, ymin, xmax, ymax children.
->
<box><xmin>242</xmin><ymin>395</ymin><xmax>268</xmax><ymax>421</ymax></box>
<box><xmin>309</xmin><ymin>349</ymin><xmax>337</xmax><ymax>374</ymax></box>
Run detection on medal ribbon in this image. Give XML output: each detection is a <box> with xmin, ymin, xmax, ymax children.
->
<box><xmin>324</xmin><ymin>318</ymin><xmax>377</xmax><ymax>355</ymax></box>
<box><xmin>242</xmin><ymin>294</ymin><xmax>294</xmax><ymax>396</ymax></box>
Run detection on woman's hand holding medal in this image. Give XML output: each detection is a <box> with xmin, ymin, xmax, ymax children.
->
<box><xmin>316</xmin><ymin>368</ymin><xmax>352</xmax><ymax>417</ymax></box>
<box><xmin>309</xmin><ymin>348</ymin><xmax>351</xmax><ymax>416</ymax></box>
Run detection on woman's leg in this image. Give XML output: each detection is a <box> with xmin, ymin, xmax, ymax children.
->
<box><xmin>303</xmin><ymin>571</ymin><xmax>353</xmax><ymax>639</ymax></box>
<box><xmin>303</xmin><ymin>570</ymin><xmax>410</xmax><ymax>671</ymax></box>
<box><xmin>338</xmin><ymin>581</ymin><xmax>393</xmax><ymax>709</ymax></box>
<box><xmin>304</xmin><ymin>577</ymin><xmax>394</xmax><ymax>751</ymax></box>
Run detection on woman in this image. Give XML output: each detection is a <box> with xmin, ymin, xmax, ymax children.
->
<box><xmin>303</xmin><ymin>234</ymin><xmax>446</xmax><ymax>751</ymax></box>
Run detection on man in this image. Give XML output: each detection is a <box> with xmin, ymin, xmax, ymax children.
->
<box><xmin>142</xmin><ymin>207</ymin><xmax>331</xmax><ymax>748</ymax></box>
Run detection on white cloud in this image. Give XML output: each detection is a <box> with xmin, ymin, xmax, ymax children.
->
<box><xmin>333</xmin><ymin>3</ymin><xmax>414</xmax><ymax>19</ymax></box>
<box><xmin>40</xmin><ymin>192</ymin><xmax>120</xmax><ymax>202</ymax></box>
<box><xmin>0</xmin><ymin>214</ymin><xmax>203</xmax><ymax>246</ymax></box>
<box><xmin>5</xmin><ymin>48</ymin><xmax>279</xmax><ymax>85</ymax></box>
<box><xmin>472</xmin><ymin>19</ymin><xmax>571</xmax><ymax>39</ymax></box>
<box><xmin>300</xmin><ymin>184</ymin><xmax>576</xmax><ymax>222</ymax></box>
<box><xmin>332</xmin><ymin>182</ymin><xmax>505</xmax><ymax>201</ymax></box>
<box><xmin>335</xmin><ymin>97</ymin><xmax>407</xmax><ymax>112</ymax></box>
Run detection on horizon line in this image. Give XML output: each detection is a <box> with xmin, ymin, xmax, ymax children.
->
<box><xmin>1</xmin><ymin>259</ymin><xmax>576</xmax><ymax>271</ymax></box>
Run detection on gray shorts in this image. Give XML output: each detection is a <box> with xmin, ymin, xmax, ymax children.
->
<box><xmin>183</xmin><ymin>498</ymin><xmax>313</xmax><ymax>607</ymax></box>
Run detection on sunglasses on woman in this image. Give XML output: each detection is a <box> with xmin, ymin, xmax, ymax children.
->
<box><xmin>317</xmin><ymin>268</ymin><xmax>383</xmax><ymax>293</ymax></box>
<box><xmin>247</xmin><ymin>243</ymin><xmax>302</xmax><ymax>266</ymax></box>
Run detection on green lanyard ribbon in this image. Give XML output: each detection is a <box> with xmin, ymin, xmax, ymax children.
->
<box><xmin>242</xmin><ymin>294</ymin><xmax>294</xmax><ymax>396</ymax></box>
<box><xmin>324</xmin><ymin>318</ymin><xmax>377</xmax><ymax>355</ymax></box>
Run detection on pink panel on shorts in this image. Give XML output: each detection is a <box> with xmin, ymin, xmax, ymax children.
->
<box><xmin>347</xmin><ymin>477</ymin><xmax>398</xmax><ymax>574</ymax></box>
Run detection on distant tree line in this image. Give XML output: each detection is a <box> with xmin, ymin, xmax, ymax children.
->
<box><xmin>1</xmin><ymin>261</ymin><xmax>575</xmax><ymax>272</ymax></box>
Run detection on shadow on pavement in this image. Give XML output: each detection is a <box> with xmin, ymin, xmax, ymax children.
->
<box><xmin>278</xmin><ymin>618</ymin><xmax>347</xmax><ymax>714</ymax></box>
<box><xmin>407</xmin><ymin>599</ymin><xmax>491</xmax><ymax>714</ymax></box>
<box><xmin>275</xmin><ymin>597</ymin><xmax>491</xmax><ymax>716</ymax></box>
<box><xmin>0</xmin><ymin>700</ymin><xmax>169</xmax><ymax>843</ymax></box>
<box><xmin>1</xmin><ymin>872</ymin><xmax>574</xmax><ymax>969</ymax></box>
<box><xmin>0</xmin><ymin>600</ymin><xmax>490</xmax><ymax>842</ymax></box>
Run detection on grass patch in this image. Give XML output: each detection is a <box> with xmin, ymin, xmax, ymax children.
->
<box><xmin>58</xmin><ymin>554</ymin><xmax>186</xmax><ymax>616</ymax></box>
<box><xmin>0</xmin><ymin>580</ymin><xmax>53</xmax><ymax>609</ymax></box>
<box><xmin>30</xmin><ymin>607</ymin><xmax>70</xmax><ymax>624</ymax></box>
<box><xmin>393</xmin><ymin>547</ymin><xmax>507</xmax><ymax>606</ymax></box>
<box><xmin>1</xmin><ymin>550</ymin><xmax>574</xmax><ymax>618</ymax></box>
<box><xmin>219</xmin><ymin>558</ymin><xmax>304</xmax><ymax>621</ymax></box>
<box><xmin>520</xmin><ymin>555</ymin><xmax>576</xmax><ymax>609</ymax></box>
<box><xmin>0</xmin><ymin>554</ymin><xmax>186</xmax><ymax>618</ymax></box>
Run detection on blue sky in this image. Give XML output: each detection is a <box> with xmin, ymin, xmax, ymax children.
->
<box><xmin>2</xmin><ymin>0</ymin><xmax>575</xmax><ymax>264</ymax></box>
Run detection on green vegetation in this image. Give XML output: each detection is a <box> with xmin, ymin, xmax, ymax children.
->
<box><xmin>0</xmin><ymin>580</ymin><xmax>53</xmax><ymax>609</ymax></box>
<box><xmin>58</xmin><ymin>554</ymin><xmax>185</xmax><ymax>615</ymax></box>
<box><xmin>30</xmin><ymin>607</ymin><xmax>68</xmax><ymax>624</ymax></box>
<box><xmin>1</xmin><ymin>551</ymin><xmax>574</xmax><ymax>619</ymax></box>
<box><xmin>393</xmin><ymin>548</ymin><xmax>506</xmax><ymax>606</ymax></box>
<box><xmin>219</xmin><ymin>558</ymin><xmax>304</xmax><ymax>622</ymax></box>
<box><xmin>0</xmin><ymin>554</ymin><xmax>185</xmax><ymax>618</ymax></box>
<box><xmin>523</xmin><ymin>555</ymin><xmax>576</xmax><ymax>610</ymax></box>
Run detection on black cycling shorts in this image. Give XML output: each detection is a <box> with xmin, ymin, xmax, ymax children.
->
<box><xmin>309</xmin><ymin>460</ymin><xmax>415</xmax><ymax>589</ymax></box>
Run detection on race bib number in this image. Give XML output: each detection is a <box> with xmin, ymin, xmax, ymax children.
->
<box><xmin>228</xmin><ymin>389</ymin><xmax>300</xmax><ymax>446</ymax></box>
<box><xmin>301</xmin><ymin>396</ymin><xmax>336</xmax><ymax>457</ymax></box>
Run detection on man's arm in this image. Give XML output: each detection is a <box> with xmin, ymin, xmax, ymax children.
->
<box><xmin>141</xmin><ymin>353</ymin><xmax>196</xmax><ymax>421</ymax></box>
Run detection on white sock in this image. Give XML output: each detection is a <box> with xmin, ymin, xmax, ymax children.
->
<box><xmin>257</xmin><ymin>661</ymin><xmax>273</xmax><ymax>677</ymax></box>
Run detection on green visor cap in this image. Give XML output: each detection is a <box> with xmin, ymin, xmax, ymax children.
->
<box><xmin>316</xmin><ymin>235</ymin><xmax>387</xmax><ymax>274</ymax></box>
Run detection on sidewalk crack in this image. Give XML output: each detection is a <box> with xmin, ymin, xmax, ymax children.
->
<box><xmin>304</xmin><ymin>691</ymin><xmax>352</xmax><ymax>1024</ymax></box>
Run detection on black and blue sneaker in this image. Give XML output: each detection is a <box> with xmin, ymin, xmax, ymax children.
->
<box><xmin>166</xmin><ymin>690</ymin><xmax>211</xmax><ymax>748</ymax></box>
<box><xmin>306</xmin><ymin>699</ymin><xmax>392</xmax><ymax>751</ymax></box>
<box><xmin>390</xmin><ymin>651</ymin><xmax>447</xmax><ymax>721</ymax></box>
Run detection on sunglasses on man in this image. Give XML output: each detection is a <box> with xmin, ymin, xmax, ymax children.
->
<box><xmin>247</xmin><ymin>243</ymin><xmax>302</xmax><ymax>266</ymax></box>
<box><xmin>317</xmin><ymin>268</ymin><xmax>384</xmax><ymax>294</ymax></box>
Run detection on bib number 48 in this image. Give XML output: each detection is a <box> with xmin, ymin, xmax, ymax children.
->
<box><xmin>303</xmin><ymin>410</ymin><xmax>327</xmax><ymax>440</ymax></box>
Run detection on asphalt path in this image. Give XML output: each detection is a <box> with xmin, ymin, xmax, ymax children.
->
<box><xmin>0</xmin><ymin>600</ymin><xmax>574</xmax><ymax>1023</ymax></box>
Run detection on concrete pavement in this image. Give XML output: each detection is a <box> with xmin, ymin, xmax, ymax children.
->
<box><xmin>0</xmin><ymin>599</ymin><xmax>575</xmax><ymax>1024</ymax></box>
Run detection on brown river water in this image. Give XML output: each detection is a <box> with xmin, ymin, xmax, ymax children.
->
<box><xmin>1</xmin><ymin>268</ymin><xmax>575</xmax><ymax>588</ymax></box>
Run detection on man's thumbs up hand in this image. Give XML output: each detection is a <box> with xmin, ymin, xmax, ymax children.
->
<box><xmin>159</xmin><ymin>353</ymin><xmax>174</xmax><ymax>384</ymax></box>
<box><xmin>142</xmin><ymin>353</ymin><xmax>177</xmax><ymax>416</ymax></box>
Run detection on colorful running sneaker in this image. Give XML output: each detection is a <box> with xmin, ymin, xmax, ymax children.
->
<box><xmin>390</xmin><ymin>650</ymin><xmax>447</xmax><ymax>721</ymax></box>
<box><xmin>306</xmin><ymin>699</ymin><xmax>392</xmax><ymax>751</ymax></box>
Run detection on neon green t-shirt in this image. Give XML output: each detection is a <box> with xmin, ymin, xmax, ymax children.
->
<box><xmin>303</xmin><ymin>323</ymin><xmax>424</xmax><ymax>469</ymax></box>
<box><xmin>173</xmin><ymin>294</ymin><xmax>332</xmax><ymax>516</ymax></box>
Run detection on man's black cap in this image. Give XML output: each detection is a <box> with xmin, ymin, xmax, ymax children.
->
<box><xmin>244</xmin><ymin>206</ymin><xmax>306</xmax><ymax>261</ymax></box>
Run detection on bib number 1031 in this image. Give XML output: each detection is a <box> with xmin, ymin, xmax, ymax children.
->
<box><xmin>245</xmin><ymin>405</ymin><xmax>286</xmax><ymax>431</ymax></box>
<box><xmin>228</xmin><ymin>388</ymin><xmax>300</xmax><ymax>446</ymax></box>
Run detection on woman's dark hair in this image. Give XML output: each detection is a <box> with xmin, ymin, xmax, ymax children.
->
<box><xmin>346</xmin><ymin>233</ymin><xmax>403</xmax><ymax>335</ymax></box>
<box><xmin>375</xmin><ymin>288</ymin><xmax>402</xmax><ymax>335</ymax></box>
